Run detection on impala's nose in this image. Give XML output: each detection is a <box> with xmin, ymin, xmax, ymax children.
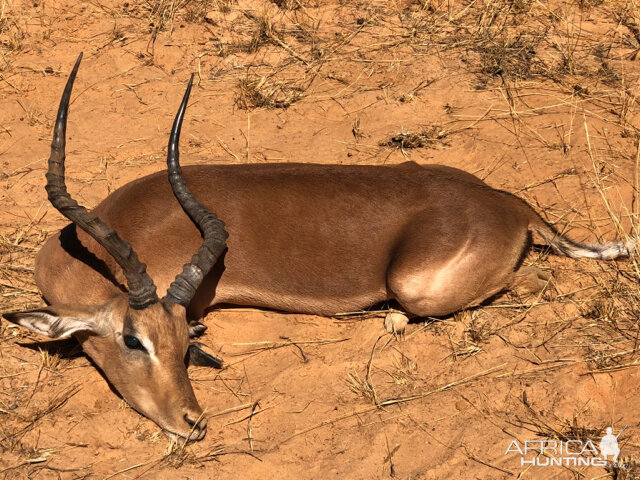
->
<box><xmin>181</xmin><ymin>412</ymin><xmax>207</xmax><ymax>441</ymax></box>
<box><xmin>184</xmin><ymin>412</ymin><xmax>207</xmax><ymax>430</ymax></box>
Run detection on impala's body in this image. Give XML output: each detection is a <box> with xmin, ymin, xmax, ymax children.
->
<box><xmin>3</xmin><ymin>55</ymin><xmax>634</xmax><ymax>443</ymax></box>
<box><xmin>38</xmin><ymin>162</ymin><xmax>538</xmax><ymax>319</ymax></box>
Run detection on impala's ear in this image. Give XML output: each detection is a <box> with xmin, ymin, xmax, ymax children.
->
<box><xmin>2</xmin><ymin>305</ymin><xmax>103</xmax><ymax>339</ymax></box>
<box><xmin>187</xmin><ymin>342</ymin><xmax>224</xmax><ymax>369</ymax></box>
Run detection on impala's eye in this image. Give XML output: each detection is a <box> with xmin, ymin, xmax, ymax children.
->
<box><xmin>123</xmin><ymin>335</ymin><xmax>146</xmax><ymax>351</ymax></box>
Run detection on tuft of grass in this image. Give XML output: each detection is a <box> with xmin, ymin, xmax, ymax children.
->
<box><xmin>389</xmin><ymin>350</ymin><xmax>418</xmax><ymax>386</ymax></box>
<box><xmin>145</xmin><ymin>0</ymin><xmax>217</xmax><ymax>47</ymax></box>
<box><xmin>163</xmin><ymin>441</ymin><xmax>225</xmax><ymax>468</ymax></box>
<box><xmin>445</xmin><ymin>311</ymin><xmax>494</xmax><ymax>359</ymax></box>
<box><xmin>558</xmin><ymin>416</ymin><xmax>603</xmax><ymax>443</ymax></box>
<box><xmin>351</xmin><ymin>117</ymin><xmax>362</xmax><ymax>139</ymax></box>
<box><xmin>0</xmin><ymin>0</ymin><xmax>24</xmax><ymax>62</ymax></box>
<box><xmin>577</xmin><ymin>0</ymin><xmax>604</xmax><ymax>10</ymax></box>
<box><xmin>146</xmin><ymin>0</ymin><xmax>183</xmax><ymax>47</ymax></box>
<box><xmin>474</xmin><ymin>34</ymin><xmax>541</xmax><ymax>80</ymax></box>
<box><xmin>380</xmin><ymin>125</ymin><xmax>448</xmax><ymax>149</ymax></box>
<box><xmin>212</xmin><ymin>0</ymin><xmax>232</xmax><ymax>13</ymax></box>
<box><xmin>465</xmin><ymin>314</ymin><xmax>493</xmax><ymax>345</ymax></box>
<box><xmin>346</xmin><ymin>370</ymin><xmax>377</xmax><ymax>404</ymax></box>
<box><xmin>607</xmin><ymin>456</ymin><xmax>640</xmax><ymax>480</ymax></box>
<box><xmin>183</xmin><ymin>0</ymin><xmax>212</xmax><ymax>23</ymax></box>
<box><xmin>512</xmin><ymin>406</ymin><xmax>605</xmax><ymax>445</ymax></box>
<box><xmin>270</xmin><ymin>0</ymin><xmax>305</xmax><ymax>10</ymax></box>
<box><xmin>39</xmin><ymin>348</ymin><xmax>61</xmax><ymax>371</ymax></box>
<box><xmin>235</xmin><ymin>74</ymin><xmax>305</xmax><ymax>110</ymax></box>
<box><xmin>245</xmin><ymin>9</ymin><xmax>281</xmax><ymax>53</ymax></box>
<box><xmin>583</xmin><ymin>294</ymin><xmax>619</xmax><ymax>323</ymax></box>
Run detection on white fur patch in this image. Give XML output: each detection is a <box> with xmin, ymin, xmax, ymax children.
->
<box><xmin>567</xmin><ymin>239</ymin><xmax>635</xmax><ymax>260</ymax></box>
<box><xmin>11</xmin><ymin>311</ymin><xmax>94</xmax><ymax>339</ymax></box>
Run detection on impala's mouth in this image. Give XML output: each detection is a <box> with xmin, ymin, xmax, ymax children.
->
<box><xmin>163</xmin><ymin>426</ymin><xmax>206</xmax><ymax>443</ymax></box>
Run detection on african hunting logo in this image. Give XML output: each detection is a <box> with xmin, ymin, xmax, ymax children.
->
<box><xmin>505</xmin><ymin>426</ymin><xmax>627</xmax><ymax>467</ymax></box>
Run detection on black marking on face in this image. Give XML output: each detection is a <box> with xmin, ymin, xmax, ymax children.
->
<box><xmin>161</xmin><ymin>301</ymin><xmax>173</xmax><ymax>315</ymax></box>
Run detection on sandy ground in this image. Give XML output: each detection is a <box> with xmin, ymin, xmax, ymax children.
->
<box><xmin>1</xmin><ymin>0</ymin><xmax>640</xmax><ymax>478</ymax></box>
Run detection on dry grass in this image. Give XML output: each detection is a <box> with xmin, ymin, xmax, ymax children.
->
<box><xmin>270</xmin><ymin>0</ymin><xmax>306</xmax><ymax>10</ymax></box>
<box><xmin>443</xmin><ymin>311</ymin><xmax>494</xmax><ymax>359</ymax></box>
<box><xmin>146</xmin><ymin>0</ymin><xmax>186</xmax><ymax>47</ymax></box>
<box><xmin>607</xmin><ymin>456</ymin><xmax>640</xmax><ymax>480</ymax></box>
<box><xmin>380</xmin><ymin>125</ymin><xmax>448</xmax><ymax>149</ymax></box>
<box><xmin>0</xmin><ymin>228</ymin><xmax>47</xmax><ymax>315</ymax></box>
<box><xmin>0</xmin><ymin>0</ymin><xmax>24</xmax><ymax>66</ymax></box>
<box><xmin>245</xmin><ymin>9</ymin><xmax>281</xmax><ymax>53</ymax></box>
<box><xmin>183</xmin><ymin>0</ymin><xmax>214</xmax><ymax>23</ymax></box>
<box><xmin>162</xmin><ymin>442</ymin><xmax>226</xmax><ymax>468</ymax></box>
<box><xmin>474</xmin><ymin>34</ymin><xmax>541</xmax><ymax>80</ymax></box>
<box><xmin>0</xmin><ymin>385</ymin><xmax>80</xmax><ymax>452</ymax></box>
<box><xmin>235</xmin><ymin>74</ymin><xmax>306</xmax><ymax>109</ymax></box>
<box><xmin>346</xmin><ymin>370</ymin><xmax>377</xmax><ymax>403</ymax></box>
<box><xmin>133</xmin><ymin>0</ymin><xmax>223</xmax><ymax>49</ymax></box>
<box><xmin>388</xmin><ymin>349</ymin><xmax>418</xmax><ymax>386</ymax></box>
<box><xmin>38</xmin><ymin>349</ymin><xmax>61</xmax><ymax>372</ymax></box>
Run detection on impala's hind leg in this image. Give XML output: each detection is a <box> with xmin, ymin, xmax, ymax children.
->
<box><xmin>508</xmin><ymin>266</ymin><xmax>550</xmax><ymax>296</ymax></box>
<box><xmin>384</xmin><ymin>310</ymin><xmax>411</xmax><ymax>334</ymax></box>
<box><xmin>386</xmin><ymin>209</ymin><xmax>530</xmax><ymax>320</ymax></box>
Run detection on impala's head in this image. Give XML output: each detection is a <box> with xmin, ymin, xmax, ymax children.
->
<box><xmin>7</xmin><ymin>300</ymin><xmax>212</xmax><ymax>441</ymax></box>
<box><xmin>3</xmin><ymin>54</ymin><xmax>227</xmax><ymax>442</ymax></box>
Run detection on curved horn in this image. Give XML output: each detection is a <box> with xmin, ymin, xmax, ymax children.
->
<box><xmin>45</xmin><ymin>53</ymin><xmax>159</xmax><ymax>309</ymax></box>
<box><xmin>163</xmin><ymin>75</ymin><xmax>229</xmax><ymax>307</ymax></box>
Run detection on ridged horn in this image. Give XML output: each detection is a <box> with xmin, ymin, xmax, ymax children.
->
<box><xmin>45</xmin><ymin>53</ymin><xmax>158</xmax><ymax>309</ymax></box>
<box><xmin>163</xmin><ymin>75</ymin><xmax>229</xmax><ymax>307</ymax></box>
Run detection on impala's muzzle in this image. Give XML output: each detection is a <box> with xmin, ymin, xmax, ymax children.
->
<box><xmin>164</xmin><ymin>413</ymin><xmax>207</xmax><ymax>442</ymax></box>
<box><xmin>149</xmin><ymin>366</ymin><xmax>208</xmax><ymax>442</ymax></box>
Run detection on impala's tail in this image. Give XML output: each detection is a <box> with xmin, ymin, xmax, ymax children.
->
<box><xmin>529</xmin><ymin>215</ymin><xmax>635</xmax><ymax>260</ymax></box>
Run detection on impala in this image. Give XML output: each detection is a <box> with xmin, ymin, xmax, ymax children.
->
<box><xmin>3</xmin><ymin>54</ymin><xmax>634</xmax><ymax>441</ymax></box>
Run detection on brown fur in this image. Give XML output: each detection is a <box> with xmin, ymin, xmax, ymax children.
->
<box><xmin>37</xmin><ymin>161</ymin><xmax>578</xmax><ymax>318</ymax></box>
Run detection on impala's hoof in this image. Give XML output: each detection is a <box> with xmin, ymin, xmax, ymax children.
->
<box><xmin>188</xmin><ymin>342</ymin><xmax>224</xmax><ymax>368</ymax></box>
<box><xmin>384</xmin><ymin>311</ymin><xmax>409</xmax><ymax>334</ymax></box>
<box><xmin>188</xmin><ymin>321</ymin><xmax>208</xmax><ymax>338</ymax></box>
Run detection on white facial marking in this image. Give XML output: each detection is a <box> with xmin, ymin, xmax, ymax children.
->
<box><xmin>139</xmin><ymin>336</ymin><xmax>159</xmax><ymax>363</ymax></box>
